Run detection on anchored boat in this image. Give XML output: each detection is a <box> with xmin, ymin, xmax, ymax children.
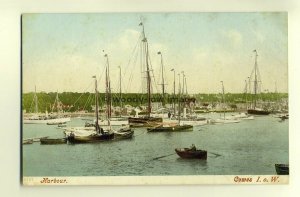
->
<box><xmin>23</xmin><ymin>87</ymin><xmax>71</xmax><ymax>124</ymax></box>
<box><xmin>128</xmin><ymin>22</ymin><xmax>163</xmax><ymax>127</ymax></box>
<box><xmin>275</xmin><ymin>164</ymin><xmax>289</xmax><ymax>175</ymax></box>
<box><xmin>247</xmin><ymin>50</ymin><xmax>270</xmax><ymax>115</ymax></box>
<box><xmin>40</xmin><ymin>138</ymin><xmax>67</xmax><ymax>145</ymax></box>
<box><xmin>147</xmin><ymin>124</ymin><xmax>193</xmax><ymax>132</ymax></box>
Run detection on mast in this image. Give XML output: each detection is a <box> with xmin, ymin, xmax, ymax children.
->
<box><xmin>171</xmin><ymin>68</ymin><xmax>176</xmax><ymax>116</ymax></box>
<box><xmin>51</xmin><ymin>91</ymin><xmax>60</xmax><ymax>113</ymax></box>
<box><xmin>104</xmin><ymin>54</ymin><xmax>112</xmax><ymax>120</ymax></box>
<box><xmin>119</xmin><ymin>66</ymin><xmax>122</xmax><ymax>112</ymax></box>
<box><xmin>140</xmin><ymin>22</ymin><xmax>151</xmax><ymax>117</ymax></box>
<box><xmin>253</xmin><ymin>49</ymin><xmax>258</xmax><ymax>108</ymax></box>
<box><xmin>184</xmin><ymin>75</ymin><xmax>188</xmax><ymax>95</ymax></box>
<box><xmin>244</xmin><ymin>79</ymin><xmax>248</xmax><ymax>109</ymax></box>
<box><xmin>158</xmin><ymin>51</ymin><xmax>166</xmax><ymax>106</ymax></box>
<box><xmin>93</xmin><ymin>76</ymin><xmax>101</xmax><ymax>134</ymax></box>
<box><xmin>181</xmin><ymin>71</ymin><xmax>185</xmax><ymax>96</ymax></box>
<box><xmin>220</xmin><ymin>81</ymin><xmax>225</xmax><ymax>120</ymax></box>
<box><xmin>178</xmin><ymin>73</ymin><xmax>181</xmax><ymax>124</ymax></box>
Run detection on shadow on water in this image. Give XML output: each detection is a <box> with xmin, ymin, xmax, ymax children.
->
<box><xmin>176</xmin><ymin>158</ymin><xmax>208</xmax><ymax>166</ymax></box>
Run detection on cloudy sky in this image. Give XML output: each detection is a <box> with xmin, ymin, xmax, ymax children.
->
<box><xmin>22</xmin><ymin>13</ymin><xmax>288</xmax><ymax>94</ymax></box>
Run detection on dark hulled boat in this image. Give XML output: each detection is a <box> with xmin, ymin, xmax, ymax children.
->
<box><xmin>275</xmin><ymin>164</ymin><xmax>289</xmax><ymax>175</ymax></box>
<box><xmin>247</xmin><ymin>50</ymin><xmax>270</xmax><ymax>115</ymax></box>
<box><xmin>128</xmin><ymin>116</ymin><xmax>162</xmax><ymax>127</ymax></box>
<box><xmin>247</xmin><ymin>109</ymin><xmax>270</xmax><ymax>115</ymax></box>
<box><xmin>40</xmin><ymin>138</ymin><xmax>67</xmax><ymax>145</ymax></box>
<box><xmin>127</xmin><ymin>22</ymin><xmax>163</xmax><ymax>127</ymax></box>
<box><xmin>175</xmin><ymin>148</ymin><xmax>207</xmax><ymax>160</ymax></box>
<box><xmin>147</xmin><ymin>124</ymin><xmax>193</xmax><ymax>132</ymax></box>
<box><xmin>67</xmin><ymin>131</ymin><xmax>114</xmax><ymax>143</ymax></box>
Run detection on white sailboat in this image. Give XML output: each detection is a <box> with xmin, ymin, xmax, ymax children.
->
<box><xmin>65</xmin><ymin>76</ymin><xmax>114</xmax><ymax>142</ymax></box>
<box><xmin>213</xmin><ymin>81</ymin><xmax>240</xmax><ymax>124</ymax></box>
<box><xmin>23</xmin><ymin>87</ymin><xmax>71</xmax><ymax>124</ymax></box>
<box><xmin>65</xmin><ymin>76</ymin><xmax>133</xmax><ymax>143</ymax></box>
<box><xmin>148</xmin><ymin>72</ymin><xmax>193</xmax><ymax>132</ymax></box>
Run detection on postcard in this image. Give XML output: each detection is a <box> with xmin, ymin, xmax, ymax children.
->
<box><xmin>21</xmin><ymin>13</ymin><xmax>288</xmax><ymax>185</ymax></box>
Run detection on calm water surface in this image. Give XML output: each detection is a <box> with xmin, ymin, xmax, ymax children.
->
<box><xmin>22</xmin><ymin>114</ymin><xmax>289</xmax><ymax>176</ymax></box>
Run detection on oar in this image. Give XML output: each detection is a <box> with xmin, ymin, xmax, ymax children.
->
<box><xmin>152</xmin><ymin>153</ymin><xmax>176</xmax><ymax>160</ymax></box>
<box><xmin>208</xmin><ymin>152</ymin><xmax>222</xmax><ymax>157</ymax></box>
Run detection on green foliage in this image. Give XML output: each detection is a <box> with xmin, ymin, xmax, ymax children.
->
<box><xmin>22</xmin><ymin>92</ymin><xmax>288</xmax><ymax>112</ymax></box>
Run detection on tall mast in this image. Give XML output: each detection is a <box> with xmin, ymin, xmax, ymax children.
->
<box><xmin>119</xmin><ymin>66</ymin><xmax>122</xmax><ymax>113</ymax></box>
<box><xmin>140</xmin><ymin>22</ymin><xmax>151</xmax><ymax>117</ymax></box>
<box><xmin>93</xmin><ymin>76</ymin><xmax>101</xmax><ymax>134</ymax></box>
<box><xmin>171</xmin><ymin>68</ymin><xmax>176</xmax><ymax>116</ymax></box>
<box><xmin>104</xmin><ymin>54</ymin><xmax>112</xmax><ymax>120</ymax></box>
<box><xmin>253</xmin><ymin>49</ymin><xmax>258</xmax><ymax>108</ymax></box>
<box><xmin>184</xmin><ymin>75</ymin><xmax>188</xmax><ymax>95</ymax></box>
<box><xmin>158</xmin><ymin>51</ymin><xmax>166</xmax><ymax>106</ymax></box>
<box><xmin>178</xmin><ymin>73</ymin><xmax>181</xmax><ymax>124</ymax></box>
<box><xmin>181</xmin><ymin>71</ymin><xmax>185</xmax><ymax>96</ymax></box>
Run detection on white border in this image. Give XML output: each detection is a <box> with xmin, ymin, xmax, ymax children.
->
<box><xmin>23</xmin><ymin>175</ymin><xmax>289</xmax><ymax>185</ymax></box>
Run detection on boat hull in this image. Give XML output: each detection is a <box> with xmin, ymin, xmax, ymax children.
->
<box><xmin>128</xmin><ymin>116</ymin><xmax>162</xmax><ymax>127</ymax></box>
<box><xmin>67</xmin><ymin>132</ymin><xmax>115</xmax><ymax>143</ymax></box>
<box><xmin>247</xmin><ymin>109</ymin><xmax>270</xmax><ymax>115</ymax></box>
<box><xmin>212</xmin><ymin>119</ymin><xmax>240</xmax><ymax>124</ymax></box>
<box><xmin>175</xmin><ymin>148</ymin><xmax>207</xmax><ymax>160</ymax></box>
<box><xmin>23</xmin><ymin>117</ymin><xmax>71</xmax><ymax>124</ymax></box>
<box><xmin>40</xmin><ymin>138</ymin><xmax>67</xmax><ymax>145</ymax></box>
<box><xmin>147</xmin><ymin>125</ymin><xmax>193</xmax><ymax>132</ymax></box>
<box><xmin>114</xmin><ymin>129</ymin><xmax>134</xmax><ymax>139</ymax></box>
<box><xmin>275</xmin><ymin>164</ymin><xmax>289</xmax><ymax>175</ymax></box>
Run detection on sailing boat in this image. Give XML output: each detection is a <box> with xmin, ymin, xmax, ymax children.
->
<box><xmin>231</xmin><ymin>80</ymin><xmax>254</xmax><ymax>120</ymax></box>
<box><xmin>66</xmin><ymin>76</ymin><xmax>115</xmax><ymax>143</ymax></box>
<box><xmin>102</xmin><ymin>57</ymin><xmax>134</xmax><ymax>137</ymax></box>
<box><xmin>247</xmin><ymin>50</ymin><xmax>270</xmax><ymax>115</ymax></box>
<box><xmin>95</xmin><ymin>54</ymin><xmax>128</xmax><ymax>126</ymax></box>
<box><xmin>155</xmin><ymin>69</ymin><xmax>207</xmax><ymax>126</ymax></box>
<box><xmin>151</xmin><ymin>51</ymin><xmax>169</xmax><ymax>119</ymax></box>
<box><xmin>147</xmin><ymin>73</ymin><xmax>193</xmax><ymax>132</ymax></box>
<box><xmin>23</xmin><ymin>87</ymin><xmax>71</xmax><ymax>124</ymax></box>
<box><xmin>213</xmin><ymin>81</ymin><xmax>240</xmax><ymax>124</ymax></box>
<box><xmin>65</xmin><ymin>73</ymin><xmax>134</xmax><ymax>143</ymax></box>
<box><xmin>128</xmin><ymin>22</ymin><xmax>162</xmax><ymax>127</ymax></box>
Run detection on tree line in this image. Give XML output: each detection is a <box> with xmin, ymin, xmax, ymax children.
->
<box><xmin>22</xmin><ymin>92</ymin><xmax>288</xmax><ymax>113</ymax></box>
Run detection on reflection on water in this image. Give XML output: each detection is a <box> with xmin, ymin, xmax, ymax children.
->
<box><xmin>22</xmin><ymin>114</ymin><xmax>288</xmax><ymax>176</ymax></box>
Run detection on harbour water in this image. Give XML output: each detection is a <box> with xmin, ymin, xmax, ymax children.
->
<box><xmin>22</xmin><ymin>114</ymin><xmax>288</xmax><ymax>176</ymax></box>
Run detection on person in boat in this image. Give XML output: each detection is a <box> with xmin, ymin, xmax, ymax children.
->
<box><xmin>190</xmin><ymin>144</ymin><xmax>196</xmax><ymax>151</ymax></box>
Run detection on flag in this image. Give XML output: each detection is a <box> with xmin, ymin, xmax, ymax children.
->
<box><xmin>139</xmin><ymin>22</ymin><xmax>143</xmax><ymax>26</ymax></box>
<box><xmin>92</xmin><ymin>76</ymin><xmax>96</xmax><ymax>78</ymax></box>
<box><xmin>157</xmin><ymin>51</ymin><xmax>161</xmax><ymax>54</ymax></box>
<box><xmin>171</xmin><ymin>69</ymin><xmax>174</xmax><ymax>71</ymax></box>
<box><xmin>253</xmin><ymin>49</ymin><xmax>257</xmax><ymax>52</ymax></box>
<box><xmin>104</xmin><ymin>54</ymin><xmax>107</xmax><ymax>57</ymax></box>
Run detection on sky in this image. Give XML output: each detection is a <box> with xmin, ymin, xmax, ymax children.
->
<box><xmin>22</xmin><ymin>13</ymin><xmax>288</xmax><ymax>94</ymax></box>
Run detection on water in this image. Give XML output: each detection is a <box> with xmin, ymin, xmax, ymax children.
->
<box><xmin>22</xmin><ymin>114</ymin><xmax>289</xmax><ymax>176</ymax></box>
